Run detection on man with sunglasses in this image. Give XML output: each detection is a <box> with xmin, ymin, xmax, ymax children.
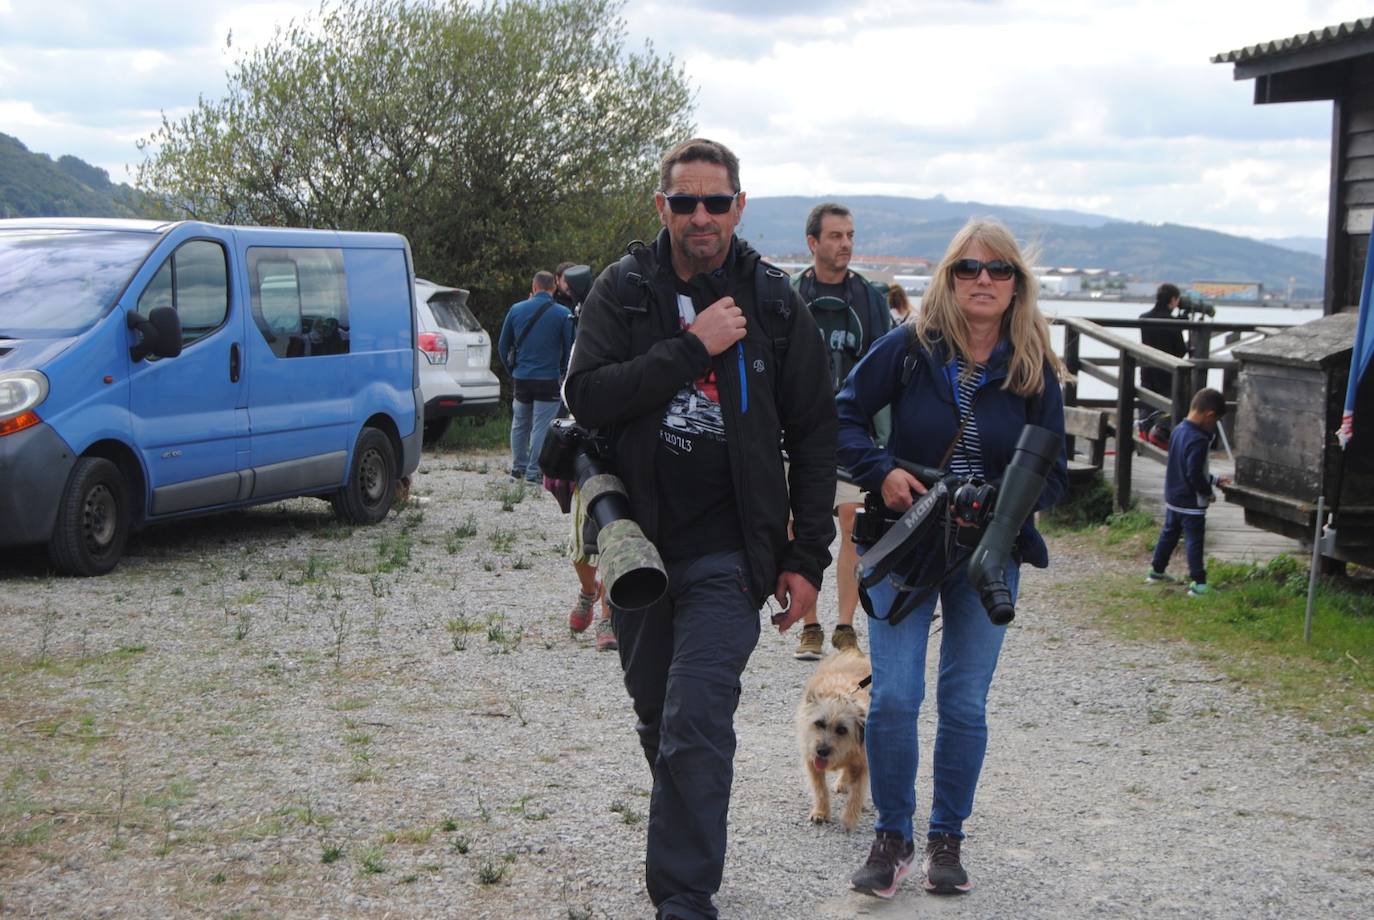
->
<box><xmin>564</xmin><ymin>137</ymin><xmax>837</xmax><ymax>920</ymax></box>
<box><xmin>791</xmin><ymin>202</ymin><xmax>892</xmax><ymax>660</ymax></box>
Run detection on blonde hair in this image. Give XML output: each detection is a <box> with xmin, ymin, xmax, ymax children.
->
<box><xmin>915</xmin><ymin>218</ymin><xmax>1062</xmax><ymax>397</ymax></box>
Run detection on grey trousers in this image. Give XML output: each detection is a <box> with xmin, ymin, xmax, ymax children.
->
<box><xmin>611</xmin><ymin>549</ymin><xmax>761</xmax><ymax>920</ymax></box>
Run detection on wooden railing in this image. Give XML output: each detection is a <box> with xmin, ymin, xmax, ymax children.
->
<box><xmin>1054</xmin><ymin>316</ymin><xmax>1285</xmax><ymax>510</ymax></box>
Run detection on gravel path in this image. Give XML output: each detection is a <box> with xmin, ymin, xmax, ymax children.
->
<box><xmin>1</xmin><ymin>449</ymin><xmax>1370</xmax><ymax>919</ymax></box>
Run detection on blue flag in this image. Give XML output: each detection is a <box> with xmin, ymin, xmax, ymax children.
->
<box><xmin>1339</xmin><ymin>220</ymin><xmax>1374</xmax><ymax>448</ymax></box>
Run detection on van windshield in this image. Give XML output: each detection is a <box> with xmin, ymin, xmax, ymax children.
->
<box><xmin>0</xmin><ymin>228</ymin><xmax>158</xmax><ymax>338</ymax></box>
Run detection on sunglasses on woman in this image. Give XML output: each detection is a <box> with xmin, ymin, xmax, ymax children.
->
<box><xmin>664</xmin><ymin>193</ymin><xmax>739</xmax><ymax>215</ymax></box>
<box><xmin>951</xmin><ymin>258</ymin><xmax>1016</xmax><ymax>281</ymax></box>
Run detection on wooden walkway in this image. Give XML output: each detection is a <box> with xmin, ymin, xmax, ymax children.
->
<box><xmin>1101</xmin><ymin>437</ymin><xmax>1305</xmax><ymax>564</ymax></box>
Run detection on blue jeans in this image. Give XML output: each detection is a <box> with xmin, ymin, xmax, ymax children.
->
<box><xmin>864</xmin><ymin>562</ymin><xmax>1018</xmax><ymax>842</ymax></box>
<box><xmin>611</xmin><ymin>550</ymin><xmax>760</xmax><ymax>920</ymax></box>
<box><xmin>510</xmin><ymin>397</ymin><xmax>560</xmax><ymax>482</ymax></box>
<box><xmin>1151</xmin><ymin>509</ymin><xmax>1207</xmax><ymax>584</ymax></box>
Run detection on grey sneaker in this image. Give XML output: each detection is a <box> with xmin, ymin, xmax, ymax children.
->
<box><xmin>922</xmin><ymin>833</ymin><xmax>971</xmax><ymax>894</ymax></box>
<box><xmin>851</xmin><ymin>831</ymin><xmax>915</xmax><ymax>899</ymax></box>
<box><xmin>794</xmin><ymin>623</ymin><xmax>824</xmax><ymax>661</ymax></box>
<box><xmin>1187</xmin><ymin>581</ymin><xmax>1213</xmax><ymax>597</ymax></box>
<box><xmin>831</xmin><ymin>624</ymin><xmax>860</xmax><ymax>653</ymax></box>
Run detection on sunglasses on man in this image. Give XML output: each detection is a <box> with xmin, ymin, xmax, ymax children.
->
<box><xmin>663</xmin><ymin>193</ymin><xmax>739</xmax><ymax>215</ymax></box>
<box><xmin>951</xmin><ymin>258</ymin><xmax>1017</xmax><ymax>282</ymax></box>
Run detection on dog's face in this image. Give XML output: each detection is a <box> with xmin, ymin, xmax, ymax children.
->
<box><xmin>798</xmin><ymin>690</ymin><xmax>867</xmax><ymax>773</ymax></box>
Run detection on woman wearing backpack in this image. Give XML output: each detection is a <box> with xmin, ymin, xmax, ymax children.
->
<box><xmin>836</xmin><ymin>218</ymin><xmax>1067</xmax><ymax>900</ymax></box>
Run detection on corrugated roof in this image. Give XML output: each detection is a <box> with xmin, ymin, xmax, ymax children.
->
<box><xmin>1212</xmin><ymin>17</ymin><xmax>1374</xmax><ymax>64</ymax></box>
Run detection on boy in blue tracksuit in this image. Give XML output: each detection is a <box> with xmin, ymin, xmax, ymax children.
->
<box><xmin>1147</xmin><ymin>388</ymin><xmax>1231</xmax><ymax>596</ymax></box>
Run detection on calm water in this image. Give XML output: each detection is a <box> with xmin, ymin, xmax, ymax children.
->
<box><xmin>908</xmin><ymin>298</ymin><xmax>1323</xmax><ymax>401</ymax></box>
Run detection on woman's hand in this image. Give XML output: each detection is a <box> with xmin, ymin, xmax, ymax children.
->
<box><xmin>880</xmin><ymin>467</ymin><xmax>928</xmax><ymax>512</ymax></box>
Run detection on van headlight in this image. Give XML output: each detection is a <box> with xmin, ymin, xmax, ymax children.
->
<box><xmin>0</xmin><ymin>370</ymin><xmax>49</xmax><ymax>421</ymax></box>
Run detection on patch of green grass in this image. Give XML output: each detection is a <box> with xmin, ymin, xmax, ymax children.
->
<box><xmin>357</xmin><ymin>845</ymin><xmax>386</xmax><ymax>875</ymax></box>
<box><xmin>440</xmin><ymin>410</ymin><xmax>512</xmax><ymax>453</ymax></box>
<box><xmin>321</xmin><ymin>842</ymin><xmax>344</xmax><ymax>864</ymax></box>
<box><xmin>1080</xmin><ymin>553</ymin><xmax>1374</xmax><ymax>734</ymax></box>
<box><xmin>380</xmin><ymin>826</ymin><xmax>434</xmax><ymax>845</ymax></box>
<box><xmin>376</xmin><ymin>533</ymin><xmax>413</xmax><ymax>572</ymax></box>
<box><xmin>488</xmin><ymin>528</ymin><xmax>516</xmax><ymax>554</ymax></box>
<box><xmin>1041</xmin><ymin>476</ymin><xmax>1115</xmax><ymax>531</ymax></box>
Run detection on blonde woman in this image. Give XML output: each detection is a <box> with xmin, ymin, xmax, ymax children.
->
<box><xmin>838</xmin><ymin>219</ymin><xmax>1067</xmax><ymax>900</ymax></box>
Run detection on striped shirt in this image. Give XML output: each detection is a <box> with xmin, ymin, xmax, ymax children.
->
<box><xmin>947</xmin><ymin>355</ymin><xmax>987</xmax><ymax>478</ymax></box>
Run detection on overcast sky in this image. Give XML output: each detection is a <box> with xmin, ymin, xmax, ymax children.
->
<box><xmin>0</xmin><ymin>0</ymin><xmax>1368</xmax><ymax>240</ymax></box>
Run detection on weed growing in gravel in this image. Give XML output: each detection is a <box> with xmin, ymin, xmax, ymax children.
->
<box><xmin>488</xmin><ymin>527</ymin><xmax>516</xmax><ymax>554</ymax></box>
<box><xmin>477</xmin><ymin>860</ymin><xmax>507</xmax><ymax>885</ymax></box>
<box><xmin>512</xmin><ymin>795</ymin><xmax>547</xmax><ymax>821</ymax></box>
<box><xmin>446</xmin><ymin>513</ymin><xmax>480</xmax><ymax>554</ymax></box>
<box><xmin>321</xmin><ymin>842</ymin><xmax>344</xmax><ymax>864</ymax></box>
<box><xmin>446</xmin><ymin>616</ymin><xmax>481</xmax><ymax>651</ymax></box>
<box><xmin>326</xmin><ymin>608</ymin><xmax>350</xmax><ymax>669</ymax></box>
<box><xmin>609</xmin><ymin>801</ymin><xmax>642</xmax><ymax>825</ymax></box>
<box><xmin>510</xmin><ymin>555</ymin><xmax>531</xmax><ymax>571</ymax></box>
<box><xmin>233</xmin><ymin>611</ymin><xmax>253</xmax><ymax>642</ymax></box>
<box><xmin>381</xmin><ymin>826</ymin><xmax>434</xmax><ymax>845</ymax></box>
<box><xmin>376</xmin><ymin>533</ymin><xmax>413</xmax><ymax>572</ymax></box>
<box><xmin>454</xmin><ymin>459</ymin><xmax>491</xmax><ymax>473</ymax></box>
<box><xmin>485</xmin><ymin>613</ymin><xmax>522</xmax><ymax>654</ymax></box>
<box><xmin>488</xmin><ymin>480</ymin><xmax>529</xmax><ymax>512</ymax></box>
<box><xmin>358</xmin><ymin>845</ymin><xmax>386</xmax><ymax>874</ymax></box>
<box><xmin>36</xmin><ymin>607</ymin><xmax>57</xmax><ymax>665</ymax></box>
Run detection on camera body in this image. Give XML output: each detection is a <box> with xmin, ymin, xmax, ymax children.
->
<box><xmin>538</xmin><ymin>419</ymin><xmax>667</xmax><ymax>611</ymax></box>
<box><xmin>851</xmin><ymin>424</ymin><xmax>1061</xmax><ymax>625</ymax></box>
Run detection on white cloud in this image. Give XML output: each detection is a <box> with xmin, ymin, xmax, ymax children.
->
<box><xmin>0</xmin><ymin>0</ymin><xmax>1368</xmax><ymax>238</ymax></box>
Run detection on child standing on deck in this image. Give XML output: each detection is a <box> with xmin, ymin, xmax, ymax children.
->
<box><xmin>1146</xmin><ymin>388</ymin><xmax>1231</xmax><ymax>596</ymax></box>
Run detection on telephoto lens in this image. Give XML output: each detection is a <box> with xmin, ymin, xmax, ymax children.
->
<box><xmin>966</xmin><ymin>425</ymin><xmax>1061</xmax><ymax>624</ymax></box>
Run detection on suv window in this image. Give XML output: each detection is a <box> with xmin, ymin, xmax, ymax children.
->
<box><xmin>248</xmin><ymin>247</ymin><xmax>349</xmax><ymax>358</ymax></box>
<box><xmin>136</xmin><ymin>239</ymin><xmax>229</xmax><ymax>348</ymax></box>
<box><xmin>426</xmin><ymin>293</ymin><xmax>482</xmax><ymax>333</ymax></box>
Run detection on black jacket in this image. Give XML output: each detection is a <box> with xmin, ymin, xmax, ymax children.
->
<box><xmin>564</xmin><ymin>229</ymin><xmax>838</xmax><ymax>603</ymax></box>
<box><xmin>1139</xmin><ymin>303</ymin><xmax>1186</xmax><ymax>395</ymax></box>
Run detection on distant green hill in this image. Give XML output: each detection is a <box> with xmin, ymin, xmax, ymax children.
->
<box><xmin>739</xmin><ymin>195</ymin><xmax>1324</xmax><ymax>296</ymax></box>
<box><xmin>0</xmin><ymin>133</ymin><xmax>148</xmax><ymax>219</ymax></box>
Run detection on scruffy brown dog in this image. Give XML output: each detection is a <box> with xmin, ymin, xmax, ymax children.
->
<box><xmin>796</xmin><ymin>648</ymin><xmax>871</xmax><ymax>831</ymax></box>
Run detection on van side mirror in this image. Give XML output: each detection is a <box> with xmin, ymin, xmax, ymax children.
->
<box><xmin>127</xmin><ymin>306</ymin><xmax>183</xmax><ymax>361</ymax></box>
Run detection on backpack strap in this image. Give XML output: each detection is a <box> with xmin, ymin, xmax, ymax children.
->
<box><xmin>754</xmin><ymin>261</ymin><xmax>793</xmax><ymax>369</ymax></box>
<box><xmin>614</xmin><ymin>241</ymin><xmax>654</xmax><ymax>315</ymax></box>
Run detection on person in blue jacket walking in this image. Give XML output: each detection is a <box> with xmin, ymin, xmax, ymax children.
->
<box><xmin>1146</xmin><ymin>387</ymin><xmax>1230</xmax><ymax>595</ymax></box>
<box><xmin>837</xmin><ymin>219</ymin><xmax>1067</xmax><ymax>900</ymax></box>
<box><xmin>497</xmin><ymin>271</ymin><xmax>573</xmax><ymax>482</ymax></box>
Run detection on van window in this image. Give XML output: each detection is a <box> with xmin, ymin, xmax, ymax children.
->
<box><xmin>248</xmin><ymin>247</ymin><xmax>350</xmax><ymax>358</ymax></box>
<box><xmin>136</xmin><ymin>240</ymin><xmax>229</xmax><ymax>348</ymax></box>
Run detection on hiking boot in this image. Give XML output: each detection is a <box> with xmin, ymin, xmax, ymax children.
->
<box><xmin>1145</xmin><ymin>568</ymin><xmax>1176</xmax><ymax>585</ymax></box>
<box><xmin>568</xmin><ymin>584</ymin><xmax>599</xmax><ymax>633</ymax></box>
<box><xmin>831</xmin><ymin>624</ymin><xmax>861</xmax><ymax>653</ymax></box>
<box><xmin>922</xmin><ymin>833</ymin><xmax>971</xmax><ymax>895</ymax></box>
<box><xmin>794</xmin><ymin>623</ymin><xmax>824</xmax><ymax>661</ymax></box>
<box><xmin>851</xmin><ymin>830</ymin><xmax>915</xmax><ymax>899</ymax></box>
<box><xmin>1187</xmin><ymin>581</ymin><xmax>1212</xmax><ymax>597</ymax></box>
<box><xmin>595</xmin><ymin>616</ymin><xmax>618</xmax><ymax>652</ymax></box>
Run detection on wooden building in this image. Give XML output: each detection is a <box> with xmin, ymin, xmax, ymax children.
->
<box><xmin>1214</xmin><ymin>20</ymin><xmax>1374</xmax><ymax>566</ymax></box>
<box><xmin>1214</xmin><ymin>17</ymin><xmax>1374</xmax><ymax>316</ymax></box>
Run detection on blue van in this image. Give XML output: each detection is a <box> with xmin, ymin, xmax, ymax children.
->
<box><xmin>0</xmin><ymin>218</ymin><xmax>422</xmax><ymax>575</ymax></box>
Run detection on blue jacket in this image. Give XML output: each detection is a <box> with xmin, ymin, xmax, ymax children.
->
<box><xmin>1163</xmin><ymin>419</ymin><xmax>1215</xmax><ymax>513</ymax></box>
<box><xmin>497</xmin><ymin>291</ymin><xmax>573</xmax><ymax>381</ymax></box>
<box><xmin>836</xmin><ymin>328</ymin><xmax>1068</xmax><ymax>568</ymax></box>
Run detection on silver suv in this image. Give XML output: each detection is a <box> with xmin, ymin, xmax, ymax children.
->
<box><xmin>415</xmin><ymin>278</ymin><xmax>500</xmax><ymax>444</ymax></box>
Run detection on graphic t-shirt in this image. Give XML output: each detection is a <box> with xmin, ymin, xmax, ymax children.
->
<box><xmin>654</xmin><ymin>286</ymin><xmax>743</xmax><ymax>560</ymax></box>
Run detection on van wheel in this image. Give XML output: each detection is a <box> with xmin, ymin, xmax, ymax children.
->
<box><xmin>48</xmin><ymin>457</ymin><xmax>130</xmax><ymax>576</ymax></box>
<box><xmin>422</xmin><ymin>418</ymin><xmax>450</xmax><ymax>446</ymax></box>
<box><xmin>332</xmin><ymin>427</ymin><xmax>396</xmax><ymax>524</ymax></box>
